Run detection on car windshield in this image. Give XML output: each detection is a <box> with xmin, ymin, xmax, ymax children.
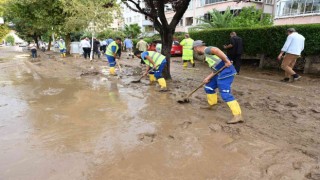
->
<box><xmin>173</xmin><ymin>41</ymin><xmax>180</xmax><ymax>45</ymax></box>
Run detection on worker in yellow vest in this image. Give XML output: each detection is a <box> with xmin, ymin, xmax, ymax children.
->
<box><xmin>58</xmin><ymin>38</ymin><xmax>66</xmax><ymax>58</ymax></box>
<box><xmin>105</xmin><ymin>37</ymin><xmax>122</xmax><ymax>75</ymax></box>
<box><xmin>193</xmin><ymin>40</ymin><xmax>243</xmax><ymax>124</ymax></box>
<box><xmin>133</xmin><ymin>50</ymin><xmax>167</xmax><ymax>91</ymax></box>
<box><xmin>180</xmin><ymin>34</ymin><xmax>195</xmax><ymax>68</ymax></box>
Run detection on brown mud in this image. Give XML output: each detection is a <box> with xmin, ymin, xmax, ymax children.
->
<box><xmin>0</xmin><ymin>46</ymin><xmax>319</xmax><ymax>180</ymax></box>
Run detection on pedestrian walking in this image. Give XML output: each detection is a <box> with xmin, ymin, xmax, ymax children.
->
<box><xmin>124</xmin><ymin>37</ymin><xmax>134</xmax><ymax>58</ymax></box>
<box><xmin>58</xmin><ymin>38</ymin><xmax>66</xmax><ymax>58</ymax></box>
<box><xmin>193</xmin><ymin>40</ymin><xmax>243</xmax><ymax>124</ymax></box>
<box><xmin>277</xmin><ymin>28</ymin><xmax>305</xmax><ymax>82</ymax></box>
<box><xmin>223</xmin><ymin>32</ymin><xmax>243</xmax><ymax>74</ymax></box>
<box><xmin>100</xmin><ymin>39</ymin><xmax>107</xmax><ymax>54</ymax></box>
<box><xmin>180</xmin><ymin>34</ymin><xmax>195</xmax><ymax>68</ymax></box>
<box><xmin>29</xmin><ymin>41</ymin><xmax>37</xmax><ymax>59</ymax></box>
<box><xmin>136</xmin><ymin>37</ymin><xmax>149</xmax><ymax>52</ymax></box>
<box><xmin>80</xmin><ymin>37</ymin><xmax>91</xmax><ymax>59</ymax></box>
<box><xmin>105</xmin><ymin>37</ymin><xmax>122</xmax><ymax>75</ymax></box>
<box><xmin>93</xmin><ymin>38</ymin><xmax>101</xmax><ymax>59</ymax></box>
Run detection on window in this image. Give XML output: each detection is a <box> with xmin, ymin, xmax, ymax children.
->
<box><xmin>186</xmin><ymin>17</ymin><xmax>194</xmax><ymax>26</ymax></box>
<box><xmin>178</xmin><ymin>19</ymin><xmax>184</xmax><ymax>26</ymax></box>
<box><xmin>265</xmin><ymin>0</ymin><xmax>273</xmax><ymax>4</ymax></box>
<box><xmin>188</xmin><ymin>0</ymin><xmax>194</xmax><ymax>9</ymax></box>
<box><xmin>277</xmin><ymin>0</ymin><xmax>320</xmax><ymax>17</ymax></box>
<box><xmin>204</xmin><ymin>0</ymin><xmax>225</xmax><ymax>5</ymax></box>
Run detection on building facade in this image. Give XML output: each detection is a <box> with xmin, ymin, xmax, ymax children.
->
<box><xmin>274</xmin><ymin>0</ymin><xmax>320</xmax><ymax>25</ymax></box>
<box><xmin>122</xmin><ymin>2</ymin><xmax>157</xmax><ymax>36</ymax></box>
<box><xmin>165</xmin><ymin>0</ymin><xmax>274</xmax><ymax>32</ymax></box>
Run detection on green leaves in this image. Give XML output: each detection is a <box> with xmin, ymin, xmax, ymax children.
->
<box><xmin>190</xmin><ymin>6</ymin><xmax>273</xmax><ymax>31</ymax></box>
<box><xmin>190</xmin><ymin>24</ymin><xmax>320</xmax><ymax>58</ymax></box>
<box><xmin>123</xmin><ymin>24</ymin><xmax>142</xmax><ymax>38</ymax></box>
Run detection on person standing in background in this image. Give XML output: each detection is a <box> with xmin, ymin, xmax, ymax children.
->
<box><xmin>224</xmin><ymin>32</ymin><xmax>243</xmax><ymax>74</ymax></box>
<box><xmin>136</xmin><ymin>37</ymin><xmax>149</xmax><ymax>52</ymax></box>
<box><xmin>124</xmin><ymin>37</ymin><xmax>134</xmax><ymax>59</ymax></box>
<box><xmin>29</xmin><ymin>41</ymin><xmax>37</xmax><ymax>59</ymax></box>
<box><xmin>180</xmin><ymin>34</ymin><xmax>195</xmax><ymax>68</ymax></box>
<box><xmin>277</xmin><ymin>28</ymin><xmax>305</xmax><ymax>82</ymax></box>
<box><xmin>58</xmin><ymin>38</ymin><xmax>67</xmax><ymax>58</ymax></box>
<box><xmin>80</xmin><ymin>37</ymin><xmax>91</xmax><ymax>60</ymax></box>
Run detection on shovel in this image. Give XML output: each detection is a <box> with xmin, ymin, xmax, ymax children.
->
<box><xmin>177</xmin><ymin>65</ymin><xmax>227</xmax><ymax>104</ymax></box>
<box><xmin>131</xmin><ymin>65</ymin><xmax>159</xmax><ymax>83</ymax></box>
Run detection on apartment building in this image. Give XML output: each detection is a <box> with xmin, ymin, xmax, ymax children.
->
<box><xmin>274</xmin><ymin>0</ymin><xmax>320</xmax><ymax>25</ymax></box>
<box><xmin>165</xmin><ymin>0</ymin><xmax>320</xmax><ymax>32</ymax></box>
<box><xmin>122</xmin><ymin>2</ymin><xmax>156</xmax><ymax>36</ymax></box>
<box><xmin>165</xmin><ymin>0</ymin><xmax>274</xmax><ymax>32</ymax></box>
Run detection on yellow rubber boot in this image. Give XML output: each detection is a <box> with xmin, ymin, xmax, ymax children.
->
<box><xmin>200</xmin><ymin>93</ymin><xmax>217</xmax><ymax>109</ymax></box>
<box><xmin>190</xmin><ymin>59</ymin><xmax>195</xmax><ymax>67</ymax></box>
<box><xmin>63</xmin><ymin>53</ymin><xmax>66</xmax><ymax>57</ymax></box>
<box><xmin>227</xmin><ymin>100</ymin><xmax>244</xmax><ymax>124</ymax></box>
<box><xmin>183</xmin><ymin>62</ymin><xmax>188</xmax><ymax>69</ymax></box>
<box><xmin>149</xmin><ymin>74</ymin><xmax>156</xmax><ymax>84</ymax></box>
<box><xmin>157</xmin><ymin>78</ymin><xmax>167</xmax><ymax>91</ymax></box>
<box><xmin>109</xmin><ymin>67</ymin><xmax>116</xmax><ymax>75</ymax></box>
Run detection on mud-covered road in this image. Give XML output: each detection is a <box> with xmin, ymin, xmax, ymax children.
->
<box><xmin>0</xmin><ymin>46</ymin><xmax>319</xmax><ymax>180</ymax></box>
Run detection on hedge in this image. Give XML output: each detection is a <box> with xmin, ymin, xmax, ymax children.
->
<box><xmin>189</xmin><ymin>24</ymin><xmax>320</xmax><ymax>57</ymax></box>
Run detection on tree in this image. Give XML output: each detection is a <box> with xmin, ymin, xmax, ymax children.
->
<box><xmin>190</xmin><ymin>7</ymin><xmax>234</xmax><ymax>31</ymax></box>
<box><xmin>121</xmin><ymin>0</ymin><xmax>192</xmax><ymax>79</ymax></box>
<box><xmin>5</xmin><ymin>35</ymin><xmax>14</xmax><ymax>45</ymax></box>
<box><xmin>4</xmin><ymin>0</ymin><xmax>66</xmax><ymax>49</ymax></box>
<box><xmin>60</xmin><ymin>0</ymin><xmax>118</xmax><ymax>55</ymax></box>
<box><xmin>123</xmin><ymin>24</ymin><xmax>141</xmax><ymax>38</ymax></box>
<box><xmin>231</xmin><ymin>6</ymin><xmax>273</xmax><ymax>27</ymax></box>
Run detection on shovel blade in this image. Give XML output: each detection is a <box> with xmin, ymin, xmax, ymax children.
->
<box><xmin>177</xmin><ymin>98</ymin><xmax>190</xmax><ymax>104</ymax></box>
<box><xmin>131</xmin><ymin>80</ymin><xmax>141</xmax><ymax>83</ymax></box>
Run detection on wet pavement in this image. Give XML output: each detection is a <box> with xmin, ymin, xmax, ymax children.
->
<box><xmin>0</xmin><ymin>46</ymin><xmax>319</xmax><ymax>179</ymax></box>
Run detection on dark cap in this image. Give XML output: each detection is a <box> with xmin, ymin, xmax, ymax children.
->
<box><xmin>287</xmin><ymin>28</ymin><xmax>296</xmax><ymax>32</ymax></box>
<box><xmin>193</xmin><ymin>40</ymin><xmax>205</xmax><ymax>47</ymax></box>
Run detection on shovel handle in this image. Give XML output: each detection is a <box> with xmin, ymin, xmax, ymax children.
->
<box><xmin>116</xmin><ymin>59</ymin><xmax>122</xmax><ymax>72</ymax></box>
<box><xmin>137</xmin><ymin>65</ymin><xmax>159</xmax><ymax>81</ymax></box>
<box><xmin>186</xmin><ymin>65</ymin><xmax>227</xmax><ymax>98</ymax></box>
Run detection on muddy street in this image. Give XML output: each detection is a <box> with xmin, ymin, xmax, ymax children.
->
<box><xmin>0</xmin><ymin>46</ymin><xmax>319</xmax><ymax>180</ymax></box>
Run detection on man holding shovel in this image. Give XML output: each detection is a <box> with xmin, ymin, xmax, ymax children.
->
<box><xmin>193</xmin><ymin>40</ymin><xmax>243</xmax><ymax>124</ymax></box>
<box><xmin>105</xmin><ymin>37</ymin><xmax>122</xmax><ymax>76</ymax></box>
<box><xmin>133</xmin><ymin>50</ymin><xmax>167</xmax><ymax>91</ymax></box>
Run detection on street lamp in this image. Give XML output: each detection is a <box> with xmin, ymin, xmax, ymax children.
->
<box><xmin>88</xmin><ymin>21</ymin><xmax>96</xmax><ymax>61</ymax></box>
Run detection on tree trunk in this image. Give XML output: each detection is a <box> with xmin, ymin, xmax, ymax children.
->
<box><xmin>65</xmin><ymin>33</ymin><xmax>71</xmax><ymax>55</ymax></box>
<box><xmin>161</xmin><ymin>29</ymin><xmax>174</xmax><ymax>79</ymax></box>
<box><xmin>47</xmin><ymin>36</ymin><xmax>52</xmax><ymax>51</ymax></box>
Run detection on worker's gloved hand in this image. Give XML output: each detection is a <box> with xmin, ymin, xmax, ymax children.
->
<box><xmin>225</xmin><ymin>60</ymin><xmax>232</xmax><ymax>67</ymax></box>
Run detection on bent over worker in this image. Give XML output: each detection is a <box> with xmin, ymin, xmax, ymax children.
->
<box><xmin>193</xmin><ymin>40</ymin><xmax>243</xmax><ymax>124</ymax></box>
<box><xmin>180</xmin><ymin>34</ymin><xmax>195</xmax><ymax>68</ymax></box>
<box><xmin>105</xmin><ymin>37</ymin><xmax>121</xmax><ymax>75</ymax></box>
<box><xmin>134</xmin><ymin>50</ymin><xmax>167</xmax><ymax>91</ymax></box>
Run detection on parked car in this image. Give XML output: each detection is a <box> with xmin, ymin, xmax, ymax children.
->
<box><xmin>18</xmin><ymin>42</ymin><xmax>28</xmax><ymax>47</ymax></box>
<box><xmin>148</xmin><ymin>40</ymin><xmax>182</xmax><ymax>56</ymax></box>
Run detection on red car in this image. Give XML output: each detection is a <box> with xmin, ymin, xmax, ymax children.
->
<box><xmin>148</xmin><ymin>40</ymin><xmax>182</xmax><ymax>56</ymax></box>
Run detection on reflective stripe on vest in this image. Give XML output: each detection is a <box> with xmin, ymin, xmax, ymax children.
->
<box><xmin>106</xmin><ymin>41</ymin><xmax>119</xmax><ymax>56</ymax></box>
<box><xmin>183</xmin><ymin>38</ymin><xmax>194</xmax><ymax>50</ymax></box>
<box><xmin>205</xmin><ymin>54</ymin><xmax>222</xmax><ymax>69</ymax></box>
<box><xmin>143</xmin><ymin>51</ymin><xmax>165</xmax><ymax>68</ymax></box>
<box><xmin>58</xmin><ymin>42</ymin><xmax>65</xmax><ymax>49</ymax></box>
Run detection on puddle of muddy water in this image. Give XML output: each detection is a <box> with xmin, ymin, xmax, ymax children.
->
<box><xmin>1</xmin><ymin>57</ymin><xmax>316</xmax><ymax>180</ymax></box>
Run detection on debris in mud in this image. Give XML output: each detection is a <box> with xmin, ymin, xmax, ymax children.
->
<box><xmin>138</xmin><ymin>133</ymin><xmax>156</xmax><ymax>143</ymax></box>
<box><xmin>179</xmin><ymin>121</ymin><xmax>192</xmax><ymax>129</ymax></box>
<box><xmin>306</xmin><ymin>166</ymin><xmax>320</xmax><ymax>180</ymax></box>
<box><xmin>310</xmin><ymin>108</ymin><xmax>320</xmax><ymax>113</ymax></box>
<box><xmin>208</xmin><ymin>123</ymin><xmax>222</xmax><ymax>132</ymax></box>
<box><xmin>221</xmin><ymin>125</ymin><xmax>241</xmax><ymax>136</ymax></box>
<box><xmin>40</xmin><ymin>88</ymin><xmax>64</xmax><ymax>96</ymax></box>
<box><xmin>80</xmin><ymin>70</ymin><xmax>100</xmax><ymax>76</ymax></box>
<box><xmin>286</xmin><ymin>102</ymin><xmax>298</xmax><ymax>108</ymax></box>
<box><xmin>168</xmin><ymin>135</ymin><xmax>175</xmax><ymax>140</ymax></box>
